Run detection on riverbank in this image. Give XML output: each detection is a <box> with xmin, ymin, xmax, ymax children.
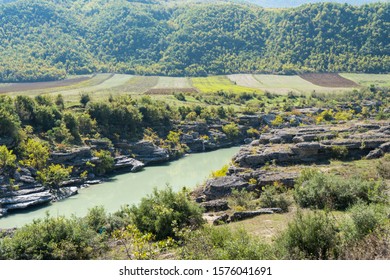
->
<box><xmin>0</xmin><ymin>147</ymin><xmax>240</xmax><ymax>229</ymax></box>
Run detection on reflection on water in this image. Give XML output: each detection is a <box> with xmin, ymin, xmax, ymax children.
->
<box><xmin>0</xmin><ymin>147</ymin><xmax>240</xmax><ymax>228</ymax></box>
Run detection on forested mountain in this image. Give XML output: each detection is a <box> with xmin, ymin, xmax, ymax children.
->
<box><xmin>0</xmin><ymin>0</ymin><xmax>389</xmax><ymax>82</ymax></box>
<box><xmin>245</xmin><ymin>1</ymin><xmax>388</xmax><ymax>8</ymax></box>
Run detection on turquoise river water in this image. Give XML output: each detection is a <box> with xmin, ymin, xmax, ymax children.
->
<box><xmin>0</xmin><ymin>147</ymin><xmax>240</xmax><ymax>229</ymax></box>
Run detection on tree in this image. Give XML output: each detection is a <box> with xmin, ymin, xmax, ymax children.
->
<box><xmin>55</xmin><ymin>94</ymin><xmax>65</xmax><ymax>110</ymax></box>
<box><xmin>0</xmin><ymin>145</ymin><xmax>16</xmax><ymax>174</ymax></box>
<box><xmin>37</xmin><ymin>164</ymin><xmax>72</xmax><ymax>189</ymax></box>
<box><xmin>80</xmin><ymin>93</ymin><xmax>91</xmax><ymax>108</ymax></box>
<box><xmin>93</xmin><ymin>150</ymin><xmax>114</xmax><ymax>175</ymax></box>
<box><xmin>20</xmin><ymin>138</ymin><xmax>49</xmax><ymax>170</ymax></box>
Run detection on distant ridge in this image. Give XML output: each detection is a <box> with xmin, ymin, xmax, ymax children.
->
<box><xmin>0</xmin><ymin>0</ymin><xmax>389</xmax><ymax>82</ymax></box>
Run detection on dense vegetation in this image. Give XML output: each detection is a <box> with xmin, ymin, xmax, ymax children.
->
<box><xmin>0</xmin><ymin>0</ymin><xmax>388</xmax><ymax>82</ymax></box>
<box><xmin>1</xmin><ymin>155</ymin><xmax>389</xmax><ymax>260</ymax></box>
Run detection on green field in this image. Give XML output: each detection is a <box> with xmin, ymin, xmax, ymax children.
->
<box><xmin>1</xmin><ymin>73</ymin><xmax>389</xmax><ymax>106</ymax></box>
<box><xmin>340</xmin><ymin>73</ymin><xmax>390</xmax><ymax>87</ymax></box>
<box><xmin>191</xmin><ymin>75</ymin><xmax>262</xmax><ymax>94</ymax></box>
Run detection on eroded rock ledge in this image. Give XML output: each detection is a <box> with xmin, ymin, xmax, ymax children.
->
<box><xmin>198</xmin><ymin>121</ymin><xmax>390</xmax><ymax>213</ymax></box>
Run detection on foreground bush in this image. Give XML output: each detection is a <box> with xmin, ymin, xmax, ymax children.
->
<box><xmin>0</xmin><ymin>214</ymin><xmax>104</xmax><ymax>260</ymax></box>
<box><xmin>180</xmin><ymin>226</ymin><xmax>276</xmax><ymax>260</ymax></box>
<box><xmin>130</xmin><ymin>187</ymin><xmax>204</xmax><ymax>240</ymax></box>
<box><xmin>276</xmin><ymin>211</ymin><xmax>340</xmax><ymax>260</ymax></box>
<box><xmin>294</xmin><ymin>169</ymin><xmax>388</xmax><ymax>210</ymax></box>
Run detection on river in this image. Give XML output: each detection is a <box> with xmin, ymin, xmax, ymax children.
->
<box><xmin>0</xmin><ymin>147</ymin><xmax>240</xmax><ymax>229</ymax></box>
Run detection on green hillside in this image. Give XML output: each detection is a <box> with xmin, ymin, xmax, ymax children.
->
<box><xmin>0</xmin><ymin>0</ymin><xmax>389</xmax><ymax>82</ymax></box>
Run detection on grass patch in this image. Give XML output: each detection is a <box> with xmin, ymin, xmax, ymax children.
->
<box><xmin>340</xmin><ymin>73</ymin><xmax>390</xmax><ymax>87</ymax></box>
<box><xmin>191</xmin><ymin>75</ymin><xmax>261</xmax><ymax>94</ymax></box>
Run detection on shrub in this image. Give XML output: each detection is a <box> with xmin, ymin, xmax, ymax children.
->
<box><xmin>112</xmin><ymin>225</ymin><xmax>174</xmax><ymax>260</ymax></box>
<box><xmin>0</xmin><ymin>214</ymin><xmax>103</xmax><ymax>260</ymax></box>
<box><xmin>130</xmin><ymin>187</ymin><xmax>204</xmax><ymax>240</ymax></box>
<box><xmin>180</xmin><ymin>226</ymin><xmax>276</xmax><ymax>260</ymax></box>
<box><xmin>348</xmin><ymin>203</ymin><xmax>389</xmax><ymax>238</ymax></box>
<box><xmin>37</xmin><ymin>164</ymin><xmax>72</xmax><ymax>189</ymax></box>
<box><xmin>294</xmin><ymin>169</ymin><xmax>387</xmax><ymax>210</ymax></box>
<box><xmin>228</xmin><ymin>188</ymin><xmax>258</xmax><ymax>211</ymax></box>
<box><xmin>376</xmin><ymin>154</ymin><xmax>390</xmax><ymax>179</ymax></box>
<box><xmin>271</xmin><ymin>115</ymin><xmax>284</xmax><ymax>127</ymax></box>
<box><xmin>211</xmin><ymin>164</ymin><xmax>229</xmax><ymax>177</ymax></box>
<box><xmin>85</xmin><ymin>206</ymin><xmax>108</xmax><ymax>233</ymax></box>
<box><xmin>173</xmin><ymin>92</ymin><xmax>186</xmax><ymax>101</ymax></box>
<box><xmin>331</xmin><ymin>145</ymin><xmax>349</xmax><ymax>159</ymax></box>
<box><xmin>0</xmin><ymin>145</ymin><xmax>16</xmax><ymax>174</ymax></box>
<box><xmin>276</xmin><ymin>211</ymin><xmax>339</xmax><ymax>260</ymax></box>
<box><xmin>222</xmin><ymin>123</ymin><xmax>240</xmax><ymax>139</ymax></box>
<box><xmin>80</xmin><ymin>93</ymin><xmax>90</xmax><ymax>107</ymax></box>
<box><xmin>93</xmin><ymin>150</ymin><xmax>114</xmax><ymax>175</ymax></box>
<box><xmin>260</xmin><ymin>186</ymin><xmax>291</xmax><ymax>212</ymax></box>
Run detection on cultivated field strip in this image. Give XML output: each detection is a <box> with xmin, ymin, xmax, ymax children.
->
<box><xmin>0</xmin><ymin>75</ymin><xmax>92</xmax><ymax>94</ymax></box>
<box><xmin>340</xmin><ymin>73</ymin><xmax>390</xmax><ymax>87</ymax></box>
<box><xmin>227</xmin><ymin>74</ymin><xmax>264</xmax><ymax>89</ymax></box>
<box><xmin>118</xmin><ymin>76</ymin><xmax>159</xmax><ymax>94</ymax></box>
<box><xmin>299</xmin><ymin>73</ymin><xmax>358</xmax><ymax>88</ymax></box>
<box><xmin>191</xmin><ymin>75</ymin><xmax>261</xmax><ymax>94</ymax></box>
<box><xmin>55</xmin><ymin>74</ymin><xmax>134</xmax><ymax>96</ymax></box>
<box><xmin>144</xmin><ymin>76</ymin><xmax>197</xmax><ymax>94</ymax></box>
<box><xmin>253</xmin><ymin>74</ymin><xmax>355</xmax><ymax>94</ymax></box>
<box><xmin>2</xmin><ymin>74</ymin><xmax>111</xmax><ymax>97</ymax></box>
<box><xmin>153</xmin><ymin>77</ymin><xmax>192</xmax><ymax>88</ymax></box>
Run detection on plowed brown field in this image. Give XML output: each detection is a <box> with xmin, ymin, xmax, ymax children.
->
<box><xmin>299</xmin><ymin>73</ymin><xmax>359</xmax><ymax>88</ymax></box>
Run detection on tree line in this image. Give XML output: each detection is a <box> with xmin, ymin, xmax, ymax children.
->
<box><xmin>0</xmin><ymin>0</ymin><xmax>388</xmax><ymax>82</ymax></box>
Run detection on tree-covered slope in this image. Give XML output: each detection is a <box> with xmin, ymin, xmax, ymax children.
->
<box><xmin>0</xmin><ymin>0</ymin><xmax>389</xmax><ymax>81</ymax></box>
<box><xmin>245</xmin><ymin>0</ymin><xmax>389</xmax><ymax>8</ymax></box>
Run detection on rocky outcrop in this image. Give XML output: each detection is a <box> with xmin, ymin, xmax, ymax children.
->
<box><xmin>50</xmin><ymin>147</ymin><xmax>93</xmax><ymax>166</ymax></box>
<box><xmin>234</xmin><ymin>122</ymin><xmax>390</xmax><ymax>168</ymax></box>
<box><xmin>230</xmin><ymin>208</ymin><xmax>282</xmax><ymax>222</ymax></box>
<box><xmin>0</xmin><ymin>190</ymin><xmax>53</xmax><ymax>210</ymax></box>
<box><xmin>114</xmin><ymin>156</ymin><xmax>145</xmax><ymax>172</ymax></box>
<box><xmin>52</xmin><ymin>187</ymin><xmax>78</xmax><ymax>201</ymax></box>
<box><xmin>130</xmin><ymin>140</ymin><xmax>170</xmax><ymax>164</ymax></box>
<box><xmin>202</xmin><ymin>176</ymin><xmax>249</xmax><ymax>201</ymax></box>
<box><xmin>201</xmin><ymin>199</ymin><xmax>229</xmax><ymax>212</ymax></box>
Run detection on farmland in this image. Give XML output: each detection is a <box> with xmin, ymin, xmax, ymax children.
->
<box><xmin>340</xmin><ymin>73</ymin><xmax>390</xmax><ymax>87</ymax></box>
<box><xmin>0</xmin><ymin>73</ymin><xmax>389</xmax><ymax>106</ymax></box>
<box><xmin>228</xmin><ymin>74</ymin><xmax>359</xmax><ymax>94</ymax></box>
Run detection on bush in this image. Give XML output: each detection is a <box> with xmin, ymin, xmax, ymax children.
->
<box><xmin>37</xmin><ymin>164</ymin><xmax>72</xmax><ymax>189</ymax></box>
<box><xmin>228</xmin><ymin>188</ymin><xmax>258</xmax><ymax>211</ymax></box>
<box><xmin>348</xmin><ymin>203</ymin><xmax>389</xmax><ymax>238</ymax></box>
<box><xmin>180</xmin><ymin>226</ymin><xmax>276</xmax><ymax>260</ymax></box>
<box><xmin>0</xmin><ymin>145</ymin><xmax>16</xmax><ymax>174</ymax></box>
<box><xmin>260</xmin><ymin>186</ymin><xmax>291</xmax><ymax>212</ymax></box>
<box><xmin>173</xmin><ymin>92</ymin><xmax>186</xmax><ymax>101</ymax></box>
<box><xmin>85</xmin><ymin>206</ymin><xmax>108</xmax><ymax>233</ymax></box>
<box><xmin>294</xmin><ymin>169</ymin><xmax>387</xmax><ymax>210</ymax></box>
<box><xmin>276</xmin><ymin>211</ymin><xmax>339</xmax><ymax>260</ymax></box>
<box><xmin>93</xmin><ymin>150</ymin><xmax>114</xmax><ymax>175</ymax></box>
<box><xmin>211</xmin><ymin>164</ymin><xmax>229</xmax><ymax>177</ymax></box>
<box><xmin>376</xmin><ymin>154</ymin><xmax>390</xmax><ymax>179</ymax></box>
<box><xmin>222</xmin><ymin>123</ymin><xmax>240</xmax><ymax>139</ymax></box>
<box><xmin>331</xmin><ymin>145</ymin><xmax>349</xmax><ymax>159</ymax></box>
<box><xmin>0</xmin><ymin>214</ymin><xmax>103</xmax><ymax>260</ymax></box>
<box><xmin>130</xmin><ymin>187</ymin><xmax>204</xmax><ymax>240</ymax></box>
